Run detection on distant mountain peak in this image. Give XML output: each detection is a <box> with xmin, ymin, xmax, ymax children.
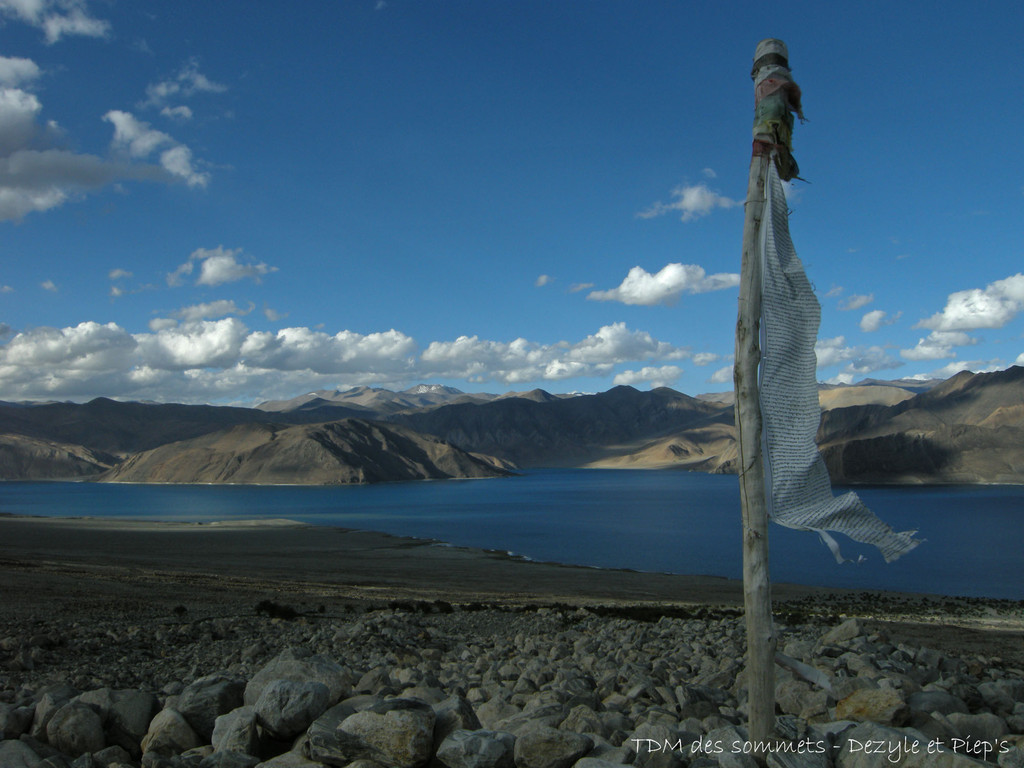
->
<box><xmin>404</xmin><ymin>384</ymin><xmax>463</xmax><ymax>395</ymax></box>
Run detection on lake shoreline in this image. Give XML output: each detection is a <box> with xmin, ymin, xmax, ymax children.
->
<box><xmin>1</xmin><ymin>514</ymin><xmax>1022</xmax><ymax>671</ymax></box>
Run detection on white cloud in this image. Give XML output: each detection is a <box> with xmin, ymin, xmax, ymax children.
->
<box><xmin>917</xmin><ymin>273</ymin><xmax>1024</xmax><ymax>331</ymax></box>
<box><xmin>0</xmin><ymin>70</ymin><xmax>197</xmax><ymax>220</ymax></box>
<box><xmin>613</xmin><ymin>365</ymin><xmax>682</xmax><ymax>389</ymax></box>
<box><xmin>691</xmin><ymin>352</ymin><xmax>720</xmax><ymax>366</ymax></box>
<box><xmin>104</xmin><ymin>110</ymin><xmax>209</xmax><ymax>187</ymax></box>
<box><xmin>535</xmin><ymin>274</ymin><xmax>552</xmax><ymax>287</ymax></box>
<box><xmin>709</xmin><ymin>365</ymin><xmax>733</xmax><ymax>384</ymax></box>
<box><xmin>108</xmin><ymin>268</ymin><xmax>133</xmax><ymax>280</ymax></box>
<box><xmin>143</xmin><ymin>59</ymin><xmax>227</xmax><ymax>107</ymax></box>
<box><xmin>0</xmin><ymin>0</ymin><xmax>110</xmax><ymax>43</ymax></box>
<box><xmin>860</xmin><ymin>309</ymin><xmax>900</xmax><ymax>332</ymax></box>
<box><xmin>588</xmin><ymin>263</ymin><xmax>739</xmax><ymax>306</ymax></box>
<box><xmin>0</xmin><ymin>319</ymin><xmax>691</xmax><ymax>402</ymax></box>
<box><xmin>168</xmin><ymin>246</ymin><xmax>276</xmax><ymax>287</ymax></box>
<box><xmin>160</xmin><ymin>105</ymin><xmax>193</xmax><ymax>121</ymax></box>
<box><xmin>900</xmin><ymin>330</ymin><xmax>977</xmax><ymax>361</ymax></box>
<box><xmin>568</xmin><ymin>282</ymin><xmax>593</xmax><ymax>293</ymax></box>
<box><xmin>421</xmin><ymin>322</ymin><xmax>686</xmax><ymax>385</ymax></box>
<box><xmin>0</xmin><ymin>56</ymin><xmax>40</xmax><ymax>88</ymax></box>
<box><xmin>170</xmin><ymin>300</ymin><xmax>252</xmax><ymax>323</ymax></box>
<box><xmin>40</xmin><ymin>279</ymin><xmax>57</xmax><ymax>292</ymax></box>
<box><xmin>1016</xmin><ymin>351</ymin><xmax>1024</xmax><ymax>366</ymax></box>
<box><xmin>638</xmin><ymin>183</ymin><xmax>740</xmax><ymax>222</ymax></box>
<box><xmin>839</xmin><ymin>293</ymin><xmax>873</xmax><ymax>311</ymax></box>
<box><xmin>815</xmin><ymin>335</ymin><xmax>902</xmax><ymax>377</ymax></box>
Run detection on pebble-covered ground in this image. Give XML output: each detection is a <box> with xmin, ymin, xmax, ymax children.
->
<box><xmin>2</xmin><ymin>595</ymin><xmax>1023</xmax><ymax>768</ymax></box>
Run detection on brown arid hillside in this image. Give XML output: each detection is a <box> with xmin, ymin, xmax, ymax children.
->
<box><xmin>0</xmin><ymin>434</ymin><xmax>116</xmax><ymax>480</ymax></box>
<box><xmin>818</xmin><ymin>365</ymin><xmax>1024</xmax><ymax>484</ymax></box>
<box><xmin>100</xmin><ymin>419</ymin><xmax>509</xmax><ymax>485</ymax></box>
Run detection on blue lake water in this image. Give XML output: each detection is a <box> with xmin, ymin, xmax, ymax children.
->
<box><xmin>1</xmin><ymin>469</ymin><xmax>1021</xmax><ymax>599</ymax></box>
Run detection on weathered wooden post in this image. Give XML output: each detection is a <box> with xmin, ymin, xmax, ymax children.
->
<box><xmin>734</xmin><ymin>37</ymin><xmax>803</xmax><ymax>754</ymax></box>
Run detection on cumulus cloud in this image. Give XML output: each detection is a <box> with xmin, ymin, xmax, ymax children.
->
<box><xmin>691</xmin><ymin>352</ymin><xmax>720</xmax><ymax>366</ymax></box>
<box><xmin>839</xmin><ymin>293</ymin><xmax>874</xmax><ymax>311</ymax></box>
<box><xmin>709</xmin><ymin>365</ymin><xmax>733</xmax><ymax>384</ymax></box>
<box><xmin>142</xmin><ymin>58</ymin><xmax>227</xmax><ymax>110</ymax></box>
<box><xmin>0</xmin><ymin>0</ymin><xmax>110</xmax><ymax>43</ymax></box>
<box><xmin>0</xmin><ymin>56</ymin><xmax>40</xmax><ymax>88</ymax></box>
<box><xmin>860</xmin><ymin>309</ymin><xmax>900</xmax><ymax>333</ymax></box>
<box><xmin>638</xmin><ymin>183</ymin><xmax>741</xmax><ymax>222</ymax></box>
<box><xmin>168</xmin><ymin>246</ymin><xmax>276</xmax><ymax>287</ymax></box>
<box><xmin>0</xmin><ymin>319</ymin><xmax>691</xmax><ymax>402</ymax></box>
<box><xmin>170</xmin><ymin>300</ymin><xmax>252</xmax><ymax>323</ymax></box>
<box><xmin>917</xmin><ymin>273</ymin><xmax>1024</xmax><ymax>332</ymax></box>
<box><xmin>900</xmin><ymin>330</ymin><xmax>977</xmax><ymax>361</ymax></box>
<box><xmin>40</xmin><ymin>279</ymin><xmax>57</xmax><ymax>292</ymax></box>
<box><xmin>613</xmin><ymin>365</ymin><xmax>682</xmax><ymax>389</ymax></box>
<box><xmin>104</xmin><ymin>110</ymin><xmax>209</xmax><ymax>187</ymax></box>
<box><xmin>535</xmin><ymin>274</ymin><xmax>552</xmax><ymax>287</ymax></box>
<box><xmin>815</xmin><ymin>335</ymin><xmax>902</xmax><ymax>378</ymax></box>
<box><xmin>421</xmin><ymin>322</ymin><xmax>686</xmax><ymax>385</ymax></box>
<box><xmin>0</xmin><ymin>58</ymin><xmax>190</xmax><ymax>220</ymax></box>
<box><xmin>588</xmin><ymin>263</ymin><xmax>739</xmax><ymax>306</ymax></box>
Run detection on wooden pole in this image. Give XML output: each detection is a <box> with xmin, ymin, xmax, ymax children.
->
<box><xmin>735</xmin><ymin>37</ymin><xmax>795</xmax><ymax>754</ymax></box>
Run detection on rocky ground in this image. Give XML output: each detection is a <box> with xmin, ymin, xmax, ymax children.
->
<box><xmin>1</xmin><ymin>516</ymin><xmax>1022</xmax><ymax>767</ymax></box>
<box><xmin>1</xmin><ymin>595</ymin><xmax>1023</xmax><ymax>768</ymax></box>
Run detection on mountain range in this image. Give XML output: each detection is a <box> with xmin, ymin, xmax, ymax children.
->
<box><xmin>1</xmin><ymin>367</ymin><xmax>1021</xmax><ymax>485</ymax></box>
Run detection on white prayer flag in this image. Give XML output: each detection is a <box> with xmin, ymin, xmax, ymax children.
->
<box><xmin>758</xmin><ymin>161</ymin><xmax>920</xmax><ymax>563</ymax></box>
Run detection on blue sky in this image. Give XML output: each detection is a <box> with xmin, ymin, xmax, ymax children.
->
<box><xmin>1</xmin><ymin>1</ymin><xmax>1022</xmax><ymax>405</ymax></box>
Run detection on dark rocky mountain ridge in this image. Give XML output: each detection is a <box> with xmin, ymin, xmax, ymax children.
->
<box><xmin>1</xmin><ymin>368</ymin><xmax>1021</xmax><ymax>484</ymax></box>
<box><xmin>100</xmin><ymin>419</ymin><xmax>509</xmax><ymax>485</ymax></box>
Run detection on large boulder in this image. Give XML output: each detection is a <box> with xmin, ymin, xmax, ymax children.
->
<box><xmin>213</xmin><ymin>705</ymin><xmax>260</xmax><ymax>755</ymax></box>
<box><xmin>178</xmin><ymin>674</ymin><xmax>247</xmax><ymax>741</ymax></box>
<box><xmin>141</xmin><ymin>707</ymin><xmax>203</xmax><ymax>757</ymax></box>
<box><xmin>46</xmin><ymin>701</ymin><xmax>106</xmax><ymax>758</ymax></box>
<box><xmin>513</xmin><ymin>724</ymin><xmax>593</xmax><ymax>768</ymax></box>
<box><xmin>436</xmin><ymin>728</ymin><xmax>516</xmax><ymax>768</ymax></box>
<box><xmin>245</xmin><ymin>648</ymin><xmax>351</xmax><ymax>707</ymax></box>
<box><xmin>254</xmin><ymin>679</ymin><xmax>332</xmax><ymax>741</ymax></box>
<box><xmin>337</xmin><ymin>698</ymin><xmax>436</xmax><ymax>768</ymax></box>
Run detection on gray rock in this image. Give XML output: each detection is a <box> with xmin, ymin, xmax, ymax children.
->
<box><xmin>256</xmin><ymin>749</ymin><xmax>327</xmax><ymax>766</ymax></box>
<box><xmin>177</xmin><ymin>675</ymin><xmax>246</xmax><ymax>741</ymax></box>
<box><xmin>0</xmin><ymin>702</ymin><xmax>34</xmax><ymax>739</ymax></box>
<box><xmin>435</xmin><ymin>728</ymin><xmax>516</xmax><ymax>768</ymax></box>
<box><xmin>338</xmin><ymin>698</ymin><xmax>436</xmax><ymax>768</ymax></box>
<box><xmin>199</xmin><ymin>751</ymin><xmax>261</xmax><ymax>768</ymax></box>
<box><xmin>433</xmin><ymin>694</ymin><xmax>484</xmax><ymax>750</ymax></box>
<box><xmin>244</xmin><ymin>649</ymin><xmax>351</xmax><ymax>707</ymax></box>
<box><xmin>512</xmin><ymin>725</ymin><xmax>592</xmax><ymax>768</ymax></box>
<box><xmin>31</xmin><ymin>684</ymin><xmax>79</xmax><ymax>741</ymax></box>
<box><xmin>93</xmin><ymin>744</ymin><xmax>133</xmax><ymax>765</ymax></box>
<box><xmin>475</xmin><ymin>697</ymin><xmax>521</xmax><ymax>730</ymax></box>
<box><xmin>108</xmin><ymin>689</ymin><xmax>161</xmax><ymax>756</ymax></box>
<box><xmin>819</xmin><ymin>619</ymin><xmax>863</xmax><ymax>647</ymax></box>
<box><xmin>141</xmin><ymin>708</ymin><xmax>203</xmax><ymax>757</ymax></box>
<box><xmin>254</xmin><ymin>679</ymin><xmax>331</xmax><ymax>740</ymax></box>
<box><xmin>945</xmin><ymin>711</ymin><xmax>1008</xmax><ymax>750</ymax></box>
<box><xmin>46</xmin><ymin>702</ymin><xmax>106</xmax><ymax>758</ymax></box>
<box><xmin>212</xmin><ymin>706</ymin><xmax>259</xmax><ymax>755</ymax></box>
<box><xmin>306</xmin><ymin>703</ymin><xmax>389</xmax><ymax>766</ymax></box>
<box><xmin>908</xmin><ymin>690</ymin><xmax>969</xmax><ymax>716</ymax></box>
<box><xmin>0</xmin><ymin>739</ymin><xmax>43</xmax><ymax>768</ymax></box>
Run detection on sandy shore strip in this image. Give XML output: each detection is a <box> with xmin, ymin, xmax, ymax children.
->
<box><xmin>1</xmin><ymin>514</ymin><xmax>1021</xmax><ymax>665</ymax></box>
